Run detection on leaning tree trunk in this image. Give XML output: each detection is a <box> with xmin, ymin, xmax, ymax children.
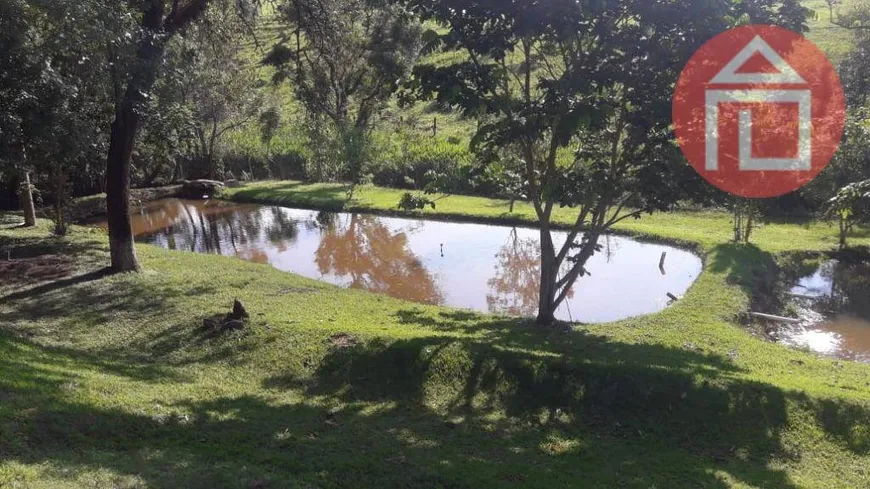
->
<box><xmin>20</xmin><ymin>172</ymin><xmax>36</xmax><ymax>227</ymax></box>
<box><xmin>105</xmin><ymin>25</ymin><xmax>168</xmax><ymax>272</ymax></box>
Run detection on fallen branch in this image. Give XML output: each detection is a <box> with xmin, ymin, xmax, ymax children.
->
<box><xmin>748</xmin><ymin>312</ymin><xmax>802</xmax><ymax>324</ymax></box>
<box><xmin>787</xmin><ymin>291</ymin><xmax>819</xmax><ymax>300</ymax></box>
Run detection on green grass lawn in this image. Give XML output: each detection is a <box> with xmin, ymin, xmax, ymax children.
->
<box><xmin>804</xmin><ymin>0</ymin><xmax>859</xmax><ymax>65</ymax></box>
<box><xmin>2</xmin><ymin>183</ymin><xmax>870</xmax><ymax>488</ymax></box>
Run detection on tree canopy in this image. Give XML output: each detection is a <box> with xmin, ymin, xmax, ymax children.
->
<box><xmin>403</xmin><ymin>0</ymin><xmax>808</xmax><ymax>323</ymax></box>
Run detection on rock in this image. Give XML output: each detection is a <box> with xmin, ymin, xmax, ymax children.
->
<box><xmin>225</xmin><ymin>179</ymin><xmax>241</xmax><ymax>188</ymax></box>
<box><xmin>180</xmin><ymin>179</ymin><xmax>225</xmax><ymax>199</ymax></box>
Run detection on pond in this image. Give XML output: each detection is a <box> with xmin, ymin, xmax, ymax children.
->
<box><xmin>780</xmin><ymin>260</ymin><xmax>870</xmax><ymax>362</ymax></box>
<box><xmin>115</xmin><ymin>198</ymin><xmax>702</xmax><ymax>323</ymax></box>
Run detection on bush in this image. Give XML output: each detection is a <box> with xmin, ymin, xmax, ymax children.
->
<box><xmin>366</xmin><ymin>133</ymin><xmax>475</xmax><ymax>192</ymax></box>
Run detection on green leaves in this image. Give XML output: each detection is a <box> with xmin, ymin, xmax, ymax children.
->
<box><xmin>397</xmin><ymin>192</ymin><xmax>436</xmax><ymax>211</ymax></box>
<box><xmin>826</xmin><ymin>179</ymin><xmax>870</xmax><ymax>249</ymax></box>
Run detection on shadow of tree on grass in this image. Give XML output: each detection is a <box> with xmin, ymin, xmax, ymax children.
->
<box><xmin>232</xmin><ymin>182</ymin><xmax>356</xmax><ymax>212</ymax></box>
<box><xmin>261</xmin><ymin>332</ymin><xmax>870</xmax><ymax>488</ymax></box>
<box><xmin>2</xmin><ymin>327</ymin><xmax>837</xmax><ymax>489</ymax></box>
<box><xmin>708</xmin><ymin>243</ymin><xmax>784</xmax><ymax>312</ymax></box>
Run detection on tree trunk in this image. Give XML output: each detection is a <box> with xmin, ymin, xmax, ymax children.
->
<box><xmin>20</xmin><ymin>172</ymin><xmax>36</xmax><ymax>227</ymax></box>
<box><xmin>106</xmin><ymin>110</ymin><xmax>141</xmax><ymax>272</ymax></box>
<box><xmin>536</xmin><ymin>229</ymin><xmax>558</xmax><ymax>325</ymax></box>
<box><xmin>171</xmin><ymin>157</ymin><xmax>183</xmax><ymax>182</ymax></box>
<box><xmin>206</xmin><ymin>151</ymin><xmax>215</xmax><ymax>180</ymax></box>
<box><xmin>839</xmin><ymin>217</ymin><xmax>848</xmax><ymax>251</ymax></box>
<box><xmin>105</xmin><ymin>18</ymin><xmax>168</xmax><ymax>272</ymax></box>
<box><xmin>53</xmin><ymin>169</ymin><xmax>68</xmax><ymax>235</ymax></box>
<box><xmin>744</xmin><ymin>211</ymin><xmax>754</xmax><ymax>243</ymax></box>
<box><xmin>733</xmin><ymin>203</ymin><xmax>742</xmax><ymax>243</ymax></box>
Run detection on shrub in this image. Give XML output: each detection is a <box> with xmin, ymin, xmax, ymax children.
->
<box><xmin>367</xmin><ymin>132</ymin><xmax>474</xmax><ymax>191</ymax></box>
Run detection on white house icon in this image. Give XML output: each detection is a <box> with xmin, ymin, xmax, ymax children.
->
<box><xmin>705</xmin><ymin>36</ymin><xmax>812</xmax><ymax>172</ymax></box>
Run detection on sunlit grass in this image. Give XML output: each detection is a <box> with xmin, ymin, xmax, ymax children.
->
<box><xmin>2</xmin><ymin>2</ymin><xmax>869</xmax><ymax>486</ymax></box>
<box><xmin>5</xmin><ymin>179</ymin><xmax>868</xmax><ymax>487</ymax></box>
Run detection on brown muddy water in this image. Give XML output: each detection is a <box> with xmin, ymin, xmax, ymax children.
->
<box><xmin>781</xmin><ymin>260</ymin><xmax>870</xmax><ymax>362</ymax></box>
<box><xmin>113</xmin><ymin>198</ymin><xmax>702</xmax><ymax>323</ymax></box>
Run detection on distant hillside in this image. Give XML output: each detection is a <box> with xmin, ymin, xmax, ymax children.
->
<box><xmin>224</xmin><ymin>0</ymin><xmax>859</xmax><ymax>168</ymax></box>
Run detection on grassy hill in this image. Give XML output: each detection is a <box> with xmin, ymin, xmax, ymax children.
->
<box><xmin>805</xmin><ymin>0</ymin><xmax>860</xmax><ymax>64</ymax></box>
<box><xmin>3</xmin><ymin>186</ymin><xmax>870</xmax><ymax>487</ymax></box>
<box><xmin>222</xmin><ymin>0</ymin><xmax>860</xmax><ymax>172</ymax></box>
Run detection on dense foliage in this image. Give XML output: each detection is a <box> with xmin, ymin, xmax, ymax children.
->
<box><xmin>0</xmin><ymin>0</ymin><xmax>137</xmax><ymax>227</ymax></box>
<box><xmin>2</xmin><ymin>0</ymin><xmax>870</xmax><ymax>272</ymax></box>
<box><xmin>264</xmin><ymin>0</ymin><xmax>423</xmax><ymax>184</ymax></box>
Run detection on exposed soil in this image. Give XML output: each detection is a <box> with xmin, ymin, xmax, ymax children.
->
<box><xmin>328</xmin><ymin>333</ymin><xmax>358</xmax><ymax>349</ymax></box>
<box><xmin>0</xmin><ymin>255</ymin><xmax>75</xmax><ymax>285</ymax></box>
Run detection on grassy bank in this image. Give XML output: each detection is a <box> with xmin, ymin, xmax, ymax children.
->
<box><xmin>2</xmin><ymin>186</ymin><xmax>870</xmax><ymax>487</ymax></box>
<box><xmin>227</xmin><ymin>180</ymin><xmax>870</xmax><ymax>253</ymax></box>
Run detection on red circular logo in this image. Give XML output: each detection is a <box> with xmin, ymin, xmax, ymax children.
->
<box><xmin>673</xmin><ymin>25</ymin><xmax>845</xmax><ymax>198</ymax></box>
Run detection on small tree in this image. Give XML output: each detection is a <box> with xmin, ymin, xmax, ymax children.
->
<box><xmin>827</xmin><ymin>180</ymin><xmax>870</xmax><ymax>250</ymax></box>
<box><xmin>802</xmin><ymin>110</ymin><xmax>870</xmax><ymax>211</ymax></box>
<box><xmin>405</xmin><ymin>0</ymin><xmax>807</xmax><ymax>325</ymax></box>
<box><xmin>732</xmin><ymin>199</ymin><xmax>762</xmax><ymax>244</ymax></box>
<box><xmin>264</xmin><ymin>0</ymin><xmax>422</xmax><ymax>184</ymax></box>
<box><xmin>258</xmin><ymin>106</ymin><xmax>282</xmax><ymax>178</ymax></box>
<box><xmin>170</xmin><ymin>9</ymin><xmax>264</xmax><ymax>180</ymax></box>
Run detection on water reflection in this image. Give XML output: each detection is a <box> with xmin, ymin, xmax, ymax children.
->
<box><xmin>486</xmin><ymin>230</ymin><xmax>575</xmax><ymax>318</ymax></box>
<box><xmin>783</xmin><ymin>260</ymin><xmax>870</xmax><ymax>362</ymax></box>
<box><xmin>111</xmin><ymin>199</ymin><xmax>702</xmax><ymax>323</ymax></box>
<box><xmin>315</xmin><ymin>214</ymin><xmax>443</xmax><ymax>304</ymax></box>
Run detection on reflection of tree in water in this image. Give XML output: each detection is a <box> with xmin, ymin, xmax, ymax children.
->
<box><xmin>313</xmin><ymin>211</ymin><xmax>338</xmax><ymax>231</ymax></box>
<box><xmin>487</xmin><ymin>229</ymin><xmax>574</xmax><ymax>318</ymax></box>
<box><xmin>263</xmin><ymin>206</ymin><xmax>300</xmax><ymax>251</ymax></box>
<box><xmin>137</xmin><ymin>200</ymin><xmax>301</xmax><ymax>262</ymax></box>
<box><xmin>315</xmin><ymin>214</ymin><xmax>443</xmax><ymax>304</ymax></box>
